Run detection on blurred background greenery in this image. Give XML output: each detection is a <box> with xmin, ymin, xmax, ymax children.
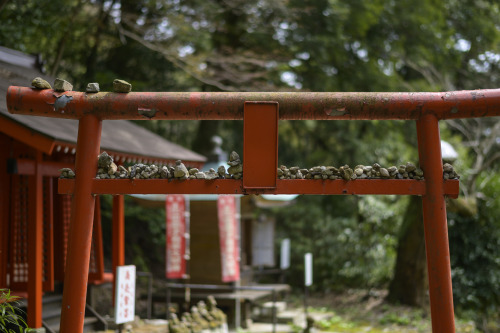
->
<box><xmin>1</xmin><ymin>0</ymin><xmax>500</xmax><ymax>330</ymax></box>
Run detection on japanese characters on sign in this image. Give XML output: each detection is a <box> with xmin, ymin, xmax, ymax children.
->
<box><xmin>217</xmin><ymin>196</ymin><xmax>240</xmax><ymax>282</ymax></box>
<box><xmin>115</xmin><ymin>265</ymin><xmax>136</xmax><ymax>324</ymax></box>
<box><xmin>166</xmin><ymin>195</ymin><xmax>187</xmax><ymax>279</ymax></box>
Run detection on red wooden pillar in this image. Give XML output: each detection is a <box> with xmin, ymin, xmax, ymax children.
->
<box><xmin>44</xmin><ymin>177</ymin><xmax>55</xmax><ymax>291</ymax></box>
<box><xmin>28</xmin><ymin>151</ymin><xmax>43</xmax><ymax>328</ymax></box>
<box><xmin>0</xmin><ymin>136</ymin><xmax>10</xmax><ymax>288</ymax></box>
<box><xmin>112</xmin><ymin>195</ymin><xmax>125</xmax><ymax>269</ymax></box>
<box><xmin>59</xmin><ymin>115</ymin><xmax>102</xmax><ymax>333</ymax></box>
<box><xmin>91</xmin><ymin>197</ymin><xmax>105</xmax><ymax>282</ymax></box>
<box><xmin>416</xmin><ymin>113</ymin><xmax>455</xmax><ymax>333</ymax></box>
<box><xmin>112</xmin><ymin>195</ymin><xmax>125</xmax><ymax>304</ymax></box>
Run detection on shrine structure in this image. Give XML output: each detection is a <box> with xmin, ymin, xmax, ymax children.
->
<box><xmin>0</xmin><ymin>50</ymin><xmax>205</xmax><ymax>332</ymax></box>
<box><xmin>6</xmin><ymin>86</ymin><xmax>500</xmax><ymax>333</ymax></box>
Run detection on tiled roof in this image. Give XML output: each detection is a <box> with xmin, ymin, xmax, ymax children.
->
<box><xmin>0</xmin><ymin>46</ymin><xmax>206</xmax><ymax>164</ymax></box>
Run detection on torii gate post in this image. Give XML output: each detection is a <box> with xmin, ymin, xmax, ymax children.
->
<box><xmin>417</xmin><ymin>113</ymin><xmax>455</xmax><ymax>331</ymax></box>
<box><xmin>59</xmin><ymin>114</ymin><xmax>102</xmax><ymax>331</ymax></box>
<box><xmin>7</xmin><ymin>87</ymin><xmax>500</xmax><ymax>333</ymax></box>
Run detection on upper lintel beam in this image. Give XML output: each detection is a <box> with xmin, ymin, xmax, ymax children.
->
<box><xmin>7</xmin><ymin>86</ymin><xmax>500</xmax><ymax>121</ymax></box>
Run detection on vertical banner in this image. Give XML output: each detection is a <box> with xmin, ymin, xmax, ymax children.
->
<box><xmin>166</xmin><ymin>195</ymin><xmax>187</xmax><ymax>279</ymax></box>
<box><xmin>217</xmin><ymin>196</ymin><xmax>240</xmax><ymax>282</ymax></box>
<box><xmin>115</xmin><ymin>265</ymin><xmax>136</xmax><ymax>324</ymax></box>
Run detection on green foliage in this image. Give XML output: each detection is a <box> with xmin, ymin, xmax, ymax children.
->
<box><xmin>100</xmin><ymin>195</ymin><xmax>166</xmax><ymax>275</ymax></box>
<box><xmin>273</xmin><ymin>195</ymin><xmax>404</xmax><ymax>291</ymax></box>
<box><xmin>448</xmin><ymin>175</ymin><xmax>500</xmax><ymax>324</ymax></box>
<box><xmin>274</xmin><ymin>117</ymin><xmax>417</xmax><ymax>293</ymax></box>
<box><xmin>278</xmin><ymin>120</ymin><xmax>418</xmax><ymax>168</ymax></box>
<box><xmin>378</xmin><ymin>312</ymin><xmax>411</xmax><ymax>326</ymax></box>
<box><xmin>0</xmin><ymin>289</ymin><xmax>30</xmax><ymax>333</ymax></box>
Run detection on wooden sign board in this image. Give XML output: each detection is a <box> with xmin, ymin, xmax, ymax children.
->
<box><xmin>115</xmin><ymin>265</ymin><xmax>136</xmax><ymax>324</ymax></box>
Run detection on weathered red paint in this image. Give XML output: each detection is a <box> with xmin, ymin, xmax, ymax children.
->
<box><xmin>7</xmin><ymin>84</ymin><xmax>473</xmax><ymax>333</ymax></box>
<box><xmin>27</xmin><ymin>151</ymin><xmax>43</xmax><ymax>328</ymax></box>
<box><xmin>243</xmin><ymin>102</ymin><xmax>279</xmax><ymax>189</ymax></box>
<box><xmin>59</xmin><ymin>115</ymin><xmax>102</xmax><ymax>333</ymax></box>
<box><xmin>417</xmin><ymin>114</ymin><xmax>455</xmax><ymax>333</ymax></box>
<box><xmin>57</xmin><ymin>178</ymin><xmax>460</xmax><ymax>197</ymax></box>
<box><xmin>7</xmin><ymin>86</ymin><xmax>500</xmax><ymax>120</ymax></box>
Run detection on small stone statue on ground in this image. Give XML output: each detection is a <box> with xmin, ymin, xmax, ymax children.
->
<box><xmin>197</xmin><ymin>301</ymin><xmax>218</xmax><ymax>330</ymax></box>
<box><xmin>207</xmin><ymin>295</ymin><xmax>228</xmax><ymax>333</ymax></box>
<box><xmin>191</xmin><ymin>306</ymin><xmax>210</xmax><ymax>332</ymax></box>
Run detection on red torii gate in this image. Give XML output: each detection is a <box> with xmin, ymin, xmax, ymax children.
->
<box><xmin>7</xmin><ymin>86</ymin><xmax>500</xmax><ymax>333</ymax></box>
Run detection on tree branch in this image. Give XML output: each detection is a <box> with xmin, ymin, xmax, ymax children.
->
<box><xmin>446</xmin><ymin>119</ymin><xmax>473</xmax><ymax>141</ymax></box>
<box><xmin>481</xmin><ymin>151</ymin><xmax>500</xmax><ymax>173</ymax></box>
<box><xmin>117</xmin><ymin>25</ymin><xmax>238</xmax><ymax>91</ymax></box>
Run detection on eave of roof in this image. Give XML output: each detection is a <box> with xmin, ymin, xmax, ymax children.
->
<box><xmin>0</xmin><ymin>49</ymin><xmax>206</xmax><ymax>165</ymax></box>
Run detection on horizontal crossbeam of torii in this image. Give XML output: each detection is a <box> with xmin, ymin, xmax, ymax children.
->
<box><xmin>7</xmin><ymin>85</ymin><xmax>500</xmax><ymax>333</ymax></box>
<box><xmin>7</xmin><ymin>86</ymin><xmax>500</xmax><ymax>120</ymax></box>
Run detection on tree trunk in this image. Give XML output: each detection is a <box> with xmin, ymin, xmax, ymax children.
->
<box><xmin>50</xmin><ymin>0</ymin><xmax>84</xmax><ymax>76</ymax></box>
<box><xmin>50</xmin><ymin>32</ymin><xmax>68</xmax><ymax>76</ymax></box>
<box><xmin>84</xmin><ymin>0</ymin><xmax>115</xmax><ymax>83</ymax></box>
<box><xmin>387</xmin><ymin>196</ymin><xmax>428</xmax><ymax>307</ymax></box>
<box><xmin>0</xmin><ymin>0</ymin><xmax>9</xmax><ymax>12</ymax></box>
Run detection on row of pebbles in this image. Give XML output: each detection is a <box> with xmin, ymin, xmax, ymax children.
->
<box><xmin>189</xmin><ymin>152</ymin><xmax>243</xmax><ymax>180</ymax></box>
<box><xmin>60</xmin><ymin>153</ymin><xmax>459</xmax><ymax>181</ymax></box>
<box><xmin>31</xmin><ymin>77</ymin><xmax>132</xmax><ymax>93</ymax></box>
<box><xmin>59</xmin><ymin>168</ymin><xmax>75</xmax><ymax>179</ymax></box>
<box><xmin>169</xmin><ymin>297</ymin><xmax>227</xmax><ymax>333</ymax></box>
<box><xmin>278</xmin><ymin>162</ymin><xmax>459</xmax><ymax>180</ymax></box>
<box><xmin>59</xmin><ymin>151</ymin><xmax>244</xmax><ymax>180</ymax></box>
<box><xmin>278</xmin><ymin>162</ymin><xmax>425</xmax><ymax>180</ymax></box>
<box><xmin>95</xmin><ymin>152</ymin><xmax>190</xmax><ymax>180</ymax></box>
<box><xmin>443</xmin><ymin>163</ymin><xmax>460</xmax><ymax>179</ymax></box>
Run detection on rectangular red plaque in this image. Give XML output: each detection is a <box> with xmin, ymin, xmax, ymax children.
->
<box><xmin>217</xmin><ymin>196</ymin><xmax>240</xmax><ymax>282</ymax></box>
<box><xmin>243</xmin><ymin>102</ymin><xmax>279</xmax><ymax>189</ymax></box>
<box><xmin>166</xmin><ymin>195</ymin><xmax>187</xmax><ymax>279</ymax></box>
